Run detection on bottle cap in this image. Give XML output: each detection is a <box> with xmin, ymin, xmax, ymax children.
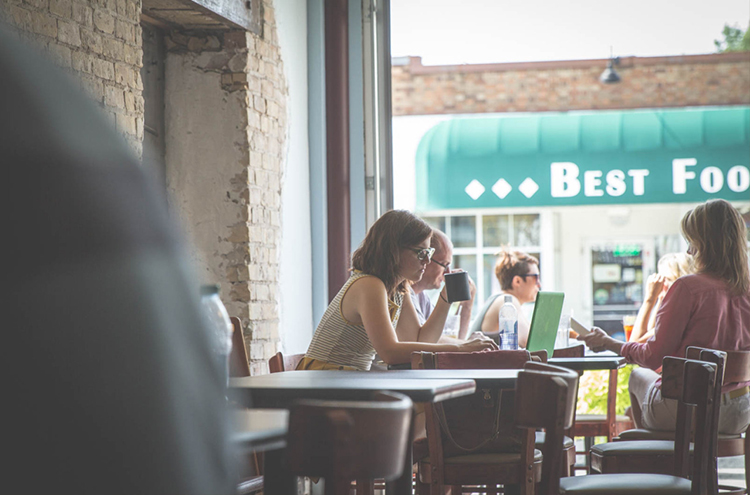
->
<box><xmin>504</xmin><ymin>294</ymin><xmax>512</xmax><ymax>303</ymax></box>
<box><xmin>200</xmin><ymin>284</ymin><xmax>220</xmax><ymax>296</ymax></box>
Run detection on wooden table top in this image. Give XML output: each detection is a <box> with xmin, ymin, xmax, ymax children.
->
<box><xmin>231</xmin><ymin>409</ymin><xmax>288</xmax><ymax>453</ymax></box>
<box><xmin>228</xmin><ymin>370</ymin><xmax>476</xmax><ymax>408</ymax></box>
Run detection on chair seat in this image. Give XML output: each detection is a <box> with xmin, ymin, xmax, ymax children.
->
<box><xmin>591</xmin><ymin>440</ymin><xmax>692</xmax><ymax>456</ymax></box>
<box><xmin>559</xmin><ymin>473</ymin><xmax>692</xmax><ymax>494</ymax></box>
<box><xmin>617</xmin><ymin>428</ymin><xmax>742</xmax><ymax>441</ymax></box>
<box><xmin>576</xmin><ymin>414</ymin><xmax>633</xmax><ymax>423</ymax></box>
<box><xmin>536</xmin><ymin>431</ymin><xmax>574</xmax><ymax>449</ymax></box>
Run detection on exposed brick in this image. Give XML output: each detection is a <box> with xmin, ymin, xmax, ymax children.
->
<box><xmin>79</xmin><ymin>28</ymin><xmax>102</xmax><ymax>54</ymax></box>
<box><xmin>71</xmin><ymin>50</ymin><xmax>93</xmax><ymax>73</ymax></box>
<box><xmin>49</xmin><ymin>0</ymin><xmax>72</xmax><ymax>18</ymax></box>
<box><xmin>104</xmin><ymin>84</ymin><xmax>124</xmax><ymax>108</ymax></box>
<box><xmin>114</xmin><ymin>18</ymin><xmax>133</xmax><ymax>43</ymax></box>
<box><xmin>92</xmin><ymin>58</ymin><xmax>114</xmax><ymax>80</ymax></box>
<box><xmin>102</xmin><ymin>37</ymin><xmax>124</xmax><ymax>60</ymax></box>
<box><xmin>71</xmin><ymin>3</ymin><xmax>92</xmax><ymax>26</ymax></box>
<box><xmin>57</xmin><ymin>19</ymin><xmax>81</xmax><ymax>46</ymax></box>
<box><xmin>31</xmin><ymin>13</ymin><xmax>57</xmax><ymax>38</ymax></box>
<box><xmin>92</xmin><ymin>8</ymin><xmax>114</xmax><ymax>34</ymax></box>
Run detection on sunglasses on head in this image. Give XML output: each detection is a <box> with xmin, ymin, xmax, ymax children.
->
<box><xmin>408</xmin><ymin>247</ymin><xmax>435</xmax><ymax>262</ymax></box>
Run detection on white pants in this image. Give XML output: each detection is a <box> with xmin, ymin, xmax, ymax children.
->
<box><xmin>629</xmin><ymin>366</ymin><xmax>750</xmax><ymax>434</ymax></box>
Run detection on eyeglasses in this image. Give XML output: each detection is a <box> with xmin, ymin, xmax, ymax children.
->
<box><xmin>408</xmin><ymin>247</ymin><xmax>435</xmax><ymax>262</ymax></box>
<box><xmin>432</xmin><ymin>259</ymin><xmax>451</xmax><ymax>271</ymax></box>
<box><xmin>520</xmin><ymin>273</ymin><xmax>540</xmax><ymax>283</ymax></box>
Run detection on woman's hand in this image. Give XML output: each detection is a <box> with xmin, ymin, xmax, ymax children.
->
<box><xmin>644</xmin><ymin>274</ymin><xmax>668</xmax><ymax>304</ymax></box>
<box><xmin>457</xmin><ymin>336</ymin><xmax>498</xmax><ymax>352</ymax></box>
<box><xmin>577</xmin><ymin>326</ymin><xmax>623</xmax><ymax>354</ymax></box>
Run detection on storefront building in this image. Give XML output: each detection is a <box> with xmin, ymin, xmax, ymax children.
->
<box><xmin>393</xmin><ymin>55</ymin><xmax>750</xmax><ymax>333</ymax></box>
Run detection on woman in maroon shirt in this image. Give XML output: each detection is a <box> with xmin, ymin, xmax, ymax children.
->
<box><xmin>581</xmin><ymin>199</ymin><xmax>750</xmax><ymax>433</ymax></box>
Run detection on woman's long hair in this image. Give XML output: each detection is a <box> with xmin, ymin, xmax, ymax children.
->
<box><xmin>681</xmin><ymin>199</ymin><xmax>749</xmax><ymax>295</ymax></box>
<box><xmin>351</xmin><ymin>210</ymin><xmax>432</xmax><ymax>297</ymax></box>
<box><xmin>494</xmin><ymin>249</ymin><xmax>539</xmax><ymax>291</ymax></box>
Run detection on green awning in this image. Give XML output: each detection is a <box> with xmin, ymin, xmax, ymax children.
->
<box><xmin>415</xmin><ymin>106</ymin><xmax>750</xmax><ymax>210</ymax></box>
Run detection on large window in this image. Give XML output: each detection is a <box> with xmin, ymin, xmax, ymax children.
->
<box><xmin>422</xmin><ymin>212</ymin><xmax>542</xmax><ymax>312</ymax></box>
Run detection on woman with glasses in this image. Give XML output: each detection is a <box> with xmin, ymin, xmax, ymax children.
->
<box><xmin>299</xmin><ymin>210</ymin><xmax>497</xmax><ymax>371</ymax></box>
<box><xmin>468</xmin><ymin>249</ymin><xmax>541</xmax><ymax>347</ymax></box>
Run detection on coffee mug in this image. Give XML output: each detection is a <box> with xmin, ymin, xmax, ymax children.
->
<box><xmin>444</xmin><ymin>271</ymin><xmax>471</xmax><ymax>302</ymax></box>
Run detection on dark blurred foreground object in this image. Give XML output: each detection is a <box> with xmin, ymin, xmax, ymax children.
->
<box><xmin>2</xmin><ymin>26</ymin><xmax>235</xmax><ymax>494</ymax></box>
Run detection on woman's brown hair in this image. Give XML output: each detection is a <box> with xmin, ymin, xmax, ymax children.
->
<box><xmin>681</xmin><ymin>199</ymin><xmax>749</xmax><ymax>295</ymax></box>
<box><xmin>494</xmin><ymin>249</ymin><xmax>539</xmax><ymax>290</ymax></box>
<box><xmin>351</xmin><ymin>210</ymin><xmax>433</xmax><ymax>297</ymax></box>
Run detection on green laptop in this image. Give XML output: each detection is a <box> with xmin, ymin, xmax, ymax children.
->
<box><xmin>525</xmin><ymin>291</ymin><xmax>565</xmax><ymax>357</ymax></box>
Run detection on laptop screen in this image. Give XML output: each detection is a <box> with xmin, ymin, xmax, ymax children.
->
<box><xmin>525</xmin><ymin>291</ymin><xmax>565</xmax><ymax>356</ymax></box>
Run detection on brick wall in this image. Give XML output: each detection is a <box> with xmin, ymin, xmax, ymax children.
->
<box><xmin>164</xmin><ymin>0</ymin><xmax>287</xmax><ymax>376</ymax></box>
<box><xmin>4</xmin><ymin>0</ymin><xmax>288</xmax><ymax>375</ymax></box>
<box><xmin>392</xmin><ymin>53</ymin><xmax>750</xmax><ymax>116</ymax></box>
<box><xmin>2</xmin><ymin>0</ymin><xmax>144</xmax><ymax>154</ymax></box>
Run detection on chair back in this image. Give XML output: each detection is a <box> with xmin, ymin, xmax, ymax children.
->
<box><xmin>229</xmin><ymin>317</ymin><xmax>251</xmax><ymax>377</ymax></box>
<box><xmin>285</xmin><ymin>392</ymin><xmax>413</xmax><ymax>491</ymax></box>
<box><xmin>551</xmin><ymin>343</ymin><xmax>585</xmax><ymax>359</ymax></box>
<box><xmin>513</xmin><ymin>362</ymin><xmax>579</xmax><ymax>495</ymax></box>
<box><xmin>413</xmin><ymin>350</ymin><xmax>533</xmax><ymax>459</ymax></box>
<box><xmin>268</xmin><ymin>351</ymin><xmax>304</xmax><ymax>373</ymax></box>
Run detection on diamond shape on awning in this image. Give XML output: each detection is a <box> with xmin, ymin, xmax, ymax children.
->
<box><xmin>464</xmin><ymin>180</ymin><xmax>485</xmax><ymax>200</ymax></box>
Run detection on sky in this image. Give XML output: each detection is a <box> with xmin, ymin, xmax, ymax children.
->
<box><xmin>390</xmin><ymin>0</ymin><xmax>750</xmax><ymax>65</ymax></box>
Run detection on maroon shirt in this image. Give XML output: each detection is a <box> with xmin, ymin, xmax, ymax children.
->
<box><xmin>621</xmin><ymin>272</ymin><xmax>750</xmax><ymax>393</ymax></box>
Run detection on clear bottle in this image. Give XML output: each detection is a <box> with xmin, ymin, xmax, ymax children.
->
<box><xmin>498</xmin><ymin>294</ymin><xmax>518</xmax><ymax>350</ymax></box>
<box><xmin>200</xmin><ymin>284</ymin><xmax>233</xmax><ymax>385</ymax></box>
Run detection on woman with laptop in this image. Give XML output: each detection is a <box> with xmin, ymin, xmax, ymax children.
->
<box><xmin>468</xmin><ymin>249</ymin><xmax>541</xmax><ymax>348</ymax></box>
<box><xmin>580</xmin><ymin>199</ymin><xmax>750</xmax><ymax>434</ymax></box>
<box><xmin>299</xmin><ymin>210</ymin><xmax>497</xmax><ymax>371</ymax></box>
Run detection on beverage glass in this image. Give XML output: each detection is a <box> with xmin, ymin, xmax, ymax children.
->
<box><xmin>623</xmin><ymin>315</ymin><xmax>636</xmax><ymax>341</ymax></box>
<box><xmin>443</xmin><ymin>314</ymin><xmax>460</xmax><ymax>339</ymax></box>
<box><xmin>555</xmin><ymin>313</ymin><xmax>570</xmax><ymax>349</ymax></box>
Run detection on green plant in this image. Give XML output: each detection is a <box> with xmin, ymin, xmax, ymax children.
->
<box><xmin>576</xmin><ymin>364</ymin><xmax>634</xmax><ymax>416</ymax></box>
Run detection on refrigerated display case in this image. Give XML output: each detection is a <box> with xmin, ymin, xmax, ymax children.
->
<box><xmin>587</xmin><ymin>241</ymin><xmax>655</xmax><ymax>336</ymax></box>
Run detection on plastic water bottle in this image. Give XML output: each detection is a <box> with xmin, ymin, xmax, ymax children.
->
<box><xmin>200</xmin><ymin>284</ymin><xmax>233</xmax><ymax>385</ymax></box>
<box><xmin>498</xmin><ymin>294</ymin><xmax>518</xmax><ymax>350</ymax></box>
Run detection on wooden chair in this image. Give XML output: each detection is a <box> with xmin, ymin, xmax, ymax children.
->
<box><xmin>285</xmin><ymin>391</ymin><xmax>413</xmax><ymax>495</ymax></box>
<box><xmin>268</xmin><ymin>351</ymin><xmax>305</xmax><ymax>373</ymax></box>
<box><xmin>229</xmin><ymin>317</ymin><xmax>263</xmax><ymax>494</ymax></box>
<box><xmin>514</xmin><ymin>362</ymin><xmax>581</xmax><ymax>495</ymax></box>
<box><xmin>529</xmin><ymin>356</ymin><xmax>721</xmax><ymax>495</ymax></box>
<box><xmin>591</xmin><ymin>348</ymin><xmax>749</xmax><ymax>493</ymax></box>
<box><xmin>412</xmin><ymin>349</ymin><xmax>542</xmax><ymax>494</ymax></box>
<box><xmin>230</xmin><ymin>316</ymin><xmax>251</xmax><ymax>377</ymax></box>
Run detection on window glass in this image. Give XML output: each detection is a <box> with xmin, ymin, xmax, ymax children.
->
<box><xmin>513</xmin><ymin>214</ymin><xmax>540</xmax><ymax>246</ymax></box>
<box><xmin>422</xmin><ymin>216</ymin><xmax>446</xmax><ymax>234</ymax></box>
<box><xmin>483</xmin><ymin>253</ymin><xmax>500</xmax><ymax>302</ymax></box>
<box><xmin>451</xmin><ymin>216</ymin><xmax>476</xmax><ymax>248</ymax></box>
<box><xmin>482</xmin><ymin>214</ymin><xmax>510</xmax><ymax>247</ymax></box>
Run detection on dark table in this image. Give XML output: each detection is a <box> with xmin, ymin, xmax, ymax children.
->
<box><xmin>548</xmin><ymin>355</ymin><xmax>626</xmax><ymax>371</ymax></box>
<box><xmin>229</xmin><ymin>370</ymin><xmax>478</xmax><ymax>495</ymax></box>
<box><xmin>231</xmin><ymin>409</ymin><xmax>288</xmax><ymax>454</ymax></box>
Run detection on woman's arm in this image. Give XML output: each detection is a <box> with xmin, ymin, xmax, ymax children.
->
<box><xmin>395</xmin><ymin>286</ymin><xmax>451</xmax><ymax>344</ymax></box>
<box><xmin>630</xmin><ymin>274</ymin><xmax>666</xmax><ymax>342</ymax></box>
<box><xmin>345</xmin><ymin>277</ymin><xmax>496</xmax><ymax>364</ymax></box>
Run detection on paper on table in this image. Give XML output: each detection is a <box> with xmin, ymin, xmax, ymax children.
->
<box><xmin>570</xmin><ymin>316</ymin><xmax>592</xmax><ymax>337</ymax></box>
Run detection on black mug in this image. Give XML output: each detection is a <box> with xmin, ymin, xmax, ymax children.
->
<box><xmin>444</xmin><ymin>271</ymin><xmax>471</xmax><ymax>303</ymax></box>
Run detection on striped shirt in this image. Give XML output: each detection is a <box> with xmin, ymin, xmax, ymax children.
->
<box><xmin>305</xmin><ymin>271</ymin><xmax>404</xmax><ymax>371</ymax></box>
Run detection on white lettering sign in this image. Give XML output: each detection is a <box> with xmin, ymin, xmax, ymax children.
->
<box><xmin>550</xmin><ymin>162</ymin><xmax>581</xmax><ymax>197</ymax></box>
<box><xmin>727</xmin><ymin>165</ymin><xmax>750</xmax><ymax>193</ymax></box>
<box><xmin>672</xmin><ymin>158</ymin><xmax>697</xmax><ymax>194</ymax></box>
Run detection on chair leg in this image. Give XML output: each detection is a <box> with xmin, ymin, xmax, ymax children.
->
<box><xmin>356</xmin><ymin>479</ymin><xmax>374</xmax><ymax>495</ymax></box>
<box><xmin>325</xmin><ymin>478</ymin><xmax>352</xmax><ymax>495</ymax></box>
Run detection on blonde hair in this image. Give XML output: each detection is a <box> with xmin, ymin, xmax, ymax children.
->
<box><xmin>681</xmin><ymin>199</ymin><xmax>749</xmax><ymax>295</ymax></box>
<box><xmin>657</xmin><ymin>252</ymin><xmax>695</xmax><ymax>282</ymax></box>
<box><xmin>494</xmin><ymin>249</ymin><xmax>539</xmax><ymax>291</ymax></box>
